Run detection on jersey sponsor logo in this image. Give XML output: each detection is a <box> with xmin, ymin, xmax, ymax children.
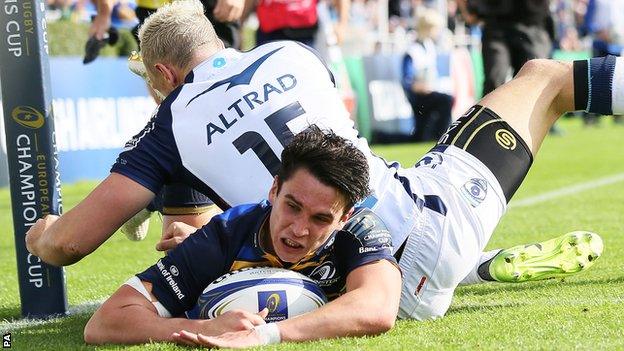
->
<box><xmin>205</xmin><ymin>74</ymin><xmax>298</xmax><ymax>146</ymax></box>
<box><xmin>187</xmin><ymin>47</ymin><xmax>284</xmax><ymax>106</ymax></box>
<box><xmin>156</xmin><ymin>259</ymin><xmax>185</xmax><ymax>300</ymax></box>
<box><xmin>363</xmin><ymin>232</ymin><xmax>388</xmax><ymax>241</ymax></box>
<box><xmin>12</xmin><ymin>106</ymin><xmax>44</xmax><ymax>129</ymax></box>
<box><xmin>309</xmin><ymin>262</ymin><xmax>340</xmax><ymax>287</ymax></box>
<box><xmin>213</xmin><ymin>57</ymin><xmax>226</xmax><ymax>68</ymax></box>
<box><xmin>358</xmin><ymin>245</ymin><xmax>388</xmax><ymax>254</ymax></box>
<box><xmin>170</xmin><ymin>265</ymin><xmax>180</xmax><ymax>276</ymax></box>
<box><xmin>495</xmin><ymin>129</ymin><xmax>517</xmax><ymax>150</ymax></box>
<box><xmin>362</xmin><ymin>230</ymin><xmax>392</xmax><ymax>249</ymax></box>
<box><xmin>310</xmin><ymin>262</ymin><xmax>336</xmax><ymax>280</ymax></box>
<box><xmin>415</xmin><ymin>152</ymin><xmax>443</xmax><ymax>169</ymax></box>
<box><xmin>322</xmin><ymin>235</ymin><xmax>335</xmax><ymax>250</ymax></box>
<box><xmin>460</xmin><ymin>178</ymin><xmax>488</xmax><ymax>207</ymax></box>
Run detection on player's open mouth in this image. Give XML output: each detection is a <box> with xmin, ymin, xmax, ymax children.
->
<box><xmin>282</xmin><ymin>238</ymin><xmax>304</xmax><ymax>249</ymax></box>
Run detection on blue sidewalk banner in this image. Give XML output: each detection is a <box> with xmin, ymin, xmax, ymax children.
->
<box><xmin>49</xmin><ymin>57</ymin><xmax>155</xmax><ymax>182</ymax></box>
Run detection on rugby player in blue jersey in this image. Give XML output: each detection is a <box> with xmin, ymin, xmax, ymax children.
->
<box><xmin>83</xmin><ymin>127</ymin><xmax>402</xmax><ymax>347</ymax></box>
<box><xmin>27</xmin><ymin>0</ymin><xmax>611</xmax><ymax>323</ymax></box>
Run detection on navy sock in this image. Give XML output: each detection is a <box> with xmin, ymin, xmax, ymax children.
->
<box><xmin>573</xmin><ymin>55</ymin><xmax>618</xmax><ymax>115</ymax></box>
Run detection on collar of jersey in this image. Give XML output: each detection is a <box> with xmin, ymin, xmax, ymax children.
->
<box><xmin>184</xmin><ymin>48</ymin><xmax>242</xmax><ymax>84</ymax></box>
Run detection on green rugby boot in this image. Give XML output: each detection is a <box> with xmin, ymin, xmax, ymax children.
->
<box><xmin>489</xmin><ymin>231</ymin><xmax>604</xmax><ymax>283</ymax></box>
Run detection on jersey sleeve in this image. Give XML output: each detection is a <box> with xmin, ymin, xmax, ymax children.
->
<box><xmin>135</xmin><ymin>202</ymin><xmax>265</xmax><ymax>316</ymax></box>
<box><xmin>136</xmin><ymin>219</ymin><xmax>229</xmax><ymax>316</ymax></box>
<box><xmin>110</xmin><ymin>93</ymin><xmax>183</xmax><ymax>194</ymax></box>
<box><xmin>334</xmin><ymin>208</ymin><xmax>398</xmax><ymax>278</ymax></box>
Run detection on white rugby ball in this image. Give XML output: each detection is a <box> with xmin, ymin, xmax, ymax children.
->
<box><xmin>188</xmin><ymin>267</ymin><xmax>327</xmax><ymax>322</ymax></box>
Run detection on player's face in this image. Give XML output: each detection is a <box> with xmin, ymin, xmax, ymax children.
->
<box><xmin>267</xmin><ymin>168</ymin><xmax>351</xmax><ymax>263</ymax></box>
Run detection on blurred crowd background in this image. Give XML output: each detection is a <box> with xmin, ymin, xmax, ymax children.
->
<box><xmin>42</xmin><ymin>0</ymin><xmax>624</xmax><ymax>140</ymax></box>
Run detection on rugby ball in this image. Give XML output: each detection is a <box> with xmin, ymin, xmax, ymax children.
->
<box><xmin>187</xmin><ymin>267</ymin><xmax>327</xmax><ymax>322</ymax></box>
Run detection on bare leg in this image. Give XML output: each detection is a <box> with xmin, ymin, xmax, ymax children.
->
<box><xmin>479</xmin><ymin>59</ymin><xmax>574</xmax><ymax>155</ymax></box>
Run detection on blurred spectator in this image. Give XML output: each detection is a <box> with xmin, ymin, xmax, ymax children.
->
<box><xmin>582</xmin><ymin>0</ymin><xmax>624</xmax><ymax>124</ymax></box>
<box><xmin>458</xmin><ymin>0</ymin><xmax>554</xmax><ymax>95</ymax></box>
<box><xmin>401</xmin><ymin>8</ymin><xmax>453</xmax><ymax>142</ymax></box>
<box><xmin>246</xmin><ymin>0</ymin><xmax>349</xmax><ymax>48</ymax></box>
<box><xmin>89</xmin><ymin>0</ymin><xmax>242</xmax><ymax>48</ymax></box>
<box><xmin>47</xmin><ymin>0</ymin><xmax>92</xmax><ymax>21</ymax></box>
<box><xmin>584</xmin><ymin>0</ymin><xmax>624</xmax><ymax>57</ymax></box>
<box><xmin>553</xmin><ymin>0</ymin><xmax>583</xmax><ymax>51</ymax></box>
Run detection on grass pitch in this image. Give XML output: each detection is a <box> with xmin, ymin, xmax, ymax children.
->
<box><xmin>1</xmin><ymin>118</ymin><xmax>623</xmax><ymax>350</ymax></box>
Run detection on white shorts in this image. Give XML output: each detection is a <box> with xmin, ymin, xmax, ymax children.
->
<box><xmin>396</xmin><ymin>145</ymin><xmax>507</xmax><ymax>320</ymax></box>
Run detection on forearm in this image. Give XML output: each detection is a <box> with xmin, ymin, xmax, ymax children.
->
<box><xmin>277</xmin><ymin>260</ymin><xmax>401</xmax><ymax>342</ymax></box>
<box><xmin>277</xmin><ymin>288</ymin><xmax>397</xmax><ymax>342</ymax></box>
<box><xmin>85</xmin><ymin>304</ymin><xmax>199</xmax><ymax>344</ymax></box>
<box><xmin>27</xmin><ymin>174</ymin><xmax>153</xmax><ymax>265</ymax></box>
<box><xmin>85</xmin><ymin>285</ymin><xmax>226</xmax><ymax>345</ymax></box>
<box><xmin>28</xmin><ymin>199</ymin><xmax>128</xmax><ymax>266</ymax></box>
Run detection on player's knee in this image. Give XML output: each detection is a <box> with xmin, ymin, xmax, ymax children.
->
<box><xmin>398</xmin><ymin>292</ymin><xmax>453</xmax><ymax>321</ymax></box>
<box><xmin>518</xmin><ymin>59</ymin><xmax>571</xmax><ymax>83</ymax></box>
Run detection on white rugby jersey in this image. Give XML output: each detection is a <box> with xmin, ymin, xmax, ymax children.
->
<box><xmin>112</xmin><ymin>41</ymin><xmax>422</xmax><ymax>248</ymax></box>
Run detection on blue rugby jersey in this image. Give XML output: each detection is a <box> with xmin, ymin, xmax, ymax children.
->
<box><xmin>136</xmin><ymin>201</ymin><xmax>396</xmax><ymax>317</ymax></box>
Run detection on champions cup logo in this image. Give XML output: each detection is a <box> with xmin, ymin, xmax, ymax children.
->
<box><xmin>266</xmin><ymin>293</ymin><xmax>280</xmax><ymax>313</ymax></box>
<box><xmin>12</xmin><ymin>106</ymin><xmax>45</xmax><ymax>129</ymax></box>
<box><xmin>258</xmin><ymin>290</ymin><xmax>288</xmax><ymax>322</ymax></box>
<box><xmin>495</xmin><ymin>129</ymin><xmax>516</xmax><ymax>150</ymax></box>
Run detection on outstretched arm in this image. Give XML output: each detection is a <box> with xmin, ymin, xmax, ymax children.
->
<box><xmin>84</xmin><ymin>281</ymin><xmax>267</xmax><ymax>344</ymax></box>
<box><xmin>26</xmin><ymin>173</ymin><xmax>154</xmax><ymax>266</ymax></box>
<box><xmin>279</xmin><ymin>259</ymin><xmax>400</xmax><ymax>341</ymax></box>
<box><xmin>174</xmin><ymin>259</ymin><xmax>402</xmax><ymax>348</ymax></box>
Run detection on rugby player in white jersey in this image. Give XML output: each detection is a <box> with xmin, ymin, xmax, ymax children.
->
<box><xmin>27</xmin><ymin>0</ymin><xmax>611</xmax><ymax>322</ymax></box>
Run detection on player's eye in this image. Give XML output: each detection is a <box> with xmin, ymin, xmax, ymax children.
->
<box><xmin>313</xmin><ymin>215</ymin><xmax>332</xmax><ymax>224</ymax></box>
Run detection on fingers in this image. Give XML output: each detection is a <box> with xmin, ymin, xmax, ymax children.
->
<box><xmin>156</xmin><ymin>222</ymin><xmax>194</xmax><ymax>251</ymax></box>
<box><xmin>196</xmin><ymin>334</ymin><xmax>226</xmax><ymax>348</ymax></box>
<box><xmin>172</xmin><ymin>330</ymin><xmax>201</xmax><ymax>346</ymax></box>
<box><xmin>257</xmin><ymin>308</ymin><xmax>269</xmax><ymax>320</ymax></box>
<box><xmin>155</xmin><ymin>236</ymin><xmax>183</xmax><ymax>251</ymax></box>
<box><xmin>88</xmin><ymin>16</ymin><xmax>111</xmax><ymax>40</ymax></box>
<box><xmin>173</xmin><ymin>330</ymin><xmax>223</xmax><ymax>348</ymax></box>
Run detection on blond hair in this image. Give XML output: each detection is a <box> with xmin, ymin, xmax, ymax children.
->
<box><xmin>416</xmin><ymin>8</ymin><xmax>443</xmax><ymax>38</ymax></box>
<box><xmin>138</xmin><ymin>0</ymin><xmax>221</xmax><ymax>72</ymax></box>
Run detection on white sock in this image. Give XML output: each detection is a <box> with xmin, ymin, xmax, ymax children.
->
<box><xmin>459</xmin><ymin>249</ymin><xmax>501</xmax><ymax>285</ymax></box>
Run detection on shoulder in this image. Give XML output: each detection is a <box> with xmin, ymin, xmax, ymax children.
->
<box><xmin>253</xmin><ymin>41</ymin><xmax>335</xmax><ymax>85</ymax></box>
<box><xmin>338</xmin><ymin>208</ymin><xmax>393</xmax><ymax>251</ymax></box>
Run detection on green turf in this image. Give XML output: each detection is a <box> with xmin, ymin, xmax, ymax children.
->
<box><xmin>1</xmin><ymin>118</ymin><xmax>623</xmax><ymax>350</ymax></box>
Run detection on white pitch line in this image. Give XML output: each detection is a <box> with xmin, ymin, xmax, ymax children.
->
<box><xmin>0</xmin><ymin>301</ymin><xmax>103</xmax><ymax>334</ymax></box>
<box><xmin>509</xmin><ymin>172</ymin><xmax>624</xmax><ymax>208</ymax></box>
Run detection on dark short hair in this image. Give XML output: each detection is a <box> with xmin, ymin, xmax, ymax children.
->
<box><xmin>277</xmin><ymin>126</ymin><xmax>370</xmax><ymax>210</ymax></box>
